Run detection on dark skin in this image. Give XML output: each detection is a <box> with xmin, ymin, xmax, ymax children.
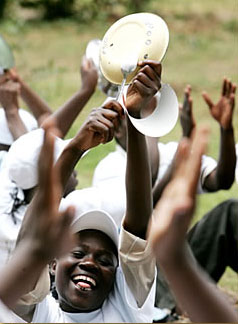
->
<box><xmin>153</xmin><ymin>79</ymin><xmax>237</xmax><ymax>204</ymax></box>
<box><xmin>53</xmin><ymin>230</ymin><xmax>118</xmax><ymax>313</ymax></box>
<box><xmin>147</xmin><ymin>126</ymin><xmax>238</xmax><ymax>322</ymax></box>
<box><xmin>14</xmin><ymin>60</ymin><xmax>161</xmax><ymax>320</ymax></box>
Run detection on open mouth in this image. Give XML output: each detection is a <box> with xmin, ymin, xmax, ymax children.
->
<box><xmin>72</xmin><ymin>275</ymin><xmax>97</xmax><ymax>291</ymax></box>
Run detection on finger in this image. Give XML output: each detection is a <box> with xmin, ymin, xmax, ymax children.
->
<box><xmin>89</xmin><ymin>120</ymin><xmax>113</xmax><ymax>143</ymax></box>
<box><xmin>135</xmin><ymin>71</ymin><xmax>159</xmax><ymax>92</ymax></box>
<box><xmin>38</xmin><ymin>124</ymin><xmax>56</xmax><ymax>205</ymax></box>
<box><xmin>229</xmin><ymin>93</ymin><xmax>235</xmax><ymax>111</ymax></box>
<box><xmin>138</xmin><ymin>60</ymin><xmax>162</xmax><ymax>78</ymax></box>
<box><xmin>231</xmin><ymin>83</ymin><xmax>236</xmax><ymax>95</ymax></box>
<box><xmin>138</xmin><ymin>64</ymin><xmax>161</xmax><ymax>87</ymax></box>
<box><xmin>102</xmin><ymin>100</ymin><xmax>124</xmax><ymax>118</ymax></box>
<box><xmin>202</xmin><ymin>92</ymin><xmax>214</xmax><ymax>109</ymax></box>
<box><xmin>222</xmin><ymin>78</ymin><xmax>227</xmax><ymax>96</ymax></box>
<box><xmin>226</xmin><ymin>79</ymin><xmax>232</xmax><ymax>97</ymax></box>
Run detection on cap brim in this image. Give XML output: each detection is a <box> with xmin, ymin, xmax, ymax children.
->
<box><xmin>71</xmin><ymin>209</ymin><xmax>119</xmax><ymax>248</ymax></box>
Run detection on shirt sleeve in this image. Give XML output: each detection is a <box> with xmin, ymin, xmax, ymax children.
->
<box><xmin>119</xmin><ymin>225</ymin><xmax>156</xmax><ymax>308</ymax></box>
<box><xmin>17</xmin><ymin>265</ymin><xmax>50</xmax><ymax>306</ymax></box>
<box><xmin>198</xmin><ymin>154</ymin><xmax>217</xmax><ymax>193</ymax></box>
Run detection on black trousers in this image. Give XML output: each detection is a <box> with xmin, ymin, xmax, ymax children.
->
<box><xmin>155</xmin><ymin>199</ymin><xmax>238</xmax><ymax>310</ymax></box>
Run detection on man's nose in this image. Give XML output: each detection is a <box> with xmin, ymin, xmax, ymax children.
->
<box><xmin>78</xmin><ymin>257</ymin><xmax>99</xmax><ymax>273</ymax></box>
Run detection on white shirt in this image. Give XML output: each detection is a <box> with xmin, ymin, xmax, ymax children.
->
<box><xmin>32</xmin><ymin>267</ymin><xmax>155</xmax><ymax>323</ymax></box>
<box><xmin>13</xmin><ymin>227</ymin><xmax>156</xmax><ymax>323</ymax></box>
<box><xmin>92</xmin><ymin>142</ymin><xmax>217</xmax><ymax>226</ymax></box>
<box><xmin>0</xmin><ymin>299</ymin><xmax>25</xmax><ymax>323</ymax></box>
<box><xmin>0</xmin><ymin>168</ymin><xmax>27</xmax><ymax>269</ymax></box>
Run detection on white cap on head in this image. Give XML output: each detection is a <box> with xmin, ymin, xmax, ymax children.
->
<box><xmin>7</xmin><ymin>128</ymin><xmax>70</xmax><ymax>189</ymax></box>
<box><xmin>60</xmin><ymin>187</ymin><xmax>119</xmax><ymax>248</ymax></box>
<box><xmin>0</xmin><ymin>108</ymin><xmax>38</xmax><ymax>145</ymax></box>
<box><xmin>72</xmin><ymin>210</ymin><xmax>119</xmax><ymax>248</ymax></box>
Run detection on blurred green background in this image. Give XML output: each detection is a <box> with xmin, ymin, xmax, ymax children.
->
<box><xmin>0</xmin><ymin>0</ymin><xmax>237</xmax><ymax>294</ymax></box>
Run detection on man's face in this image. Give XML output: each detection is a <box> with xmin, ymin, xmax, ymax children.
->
<box><xmin>55</xmin><ymin>229</ymin><xmax>118</xmax><ymax>313</ymax></box>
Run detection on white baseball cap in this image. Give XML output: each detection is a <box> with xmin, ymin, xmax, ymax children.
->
<box><xmin>60</xmin><ymin>188</ymin><xmax>119</xmax><ymax>248</ymax></box>
<box><xmin>7</xmin><ymin>128</ymin><xmax>71</xmax><ymax>189</ymax></box>
<box><xmin>0</xmin><ymin>108</ymin><xmax>38</xmax><ymax>145</ymax></box>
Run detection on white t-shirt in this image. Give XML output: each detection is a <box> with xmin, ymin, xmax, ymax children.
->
<box><xmin>12</xmin><ymin>226</ymin><xmax>156</xmax><ymax>323</ymax></box>
<box><xmin>32</xmin><ymin>267</ymin><xmax>155</xmax><ymax>323</ymax></box>
<box><xmin>0</xmin><ymin>169</ymin><xmax>27</xmax><ymax>269</ymax></box>
<box><xmin>92</xmin><ymin>142</ymin><xmax>217</xmax><ymax>225</ymax></box>
<box><xmin>0</xmin><ymin>299</ymin><xmax>25</xmax><ymax>323</ymax></box>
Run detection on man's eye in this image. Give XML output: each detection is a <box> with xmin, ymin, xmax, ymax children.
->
<box><xmin>72</xmin><ymin>251</ymin><xmax>85</xmax><ymax>259</ymax></box>
<box><xmin>98</xmin><ymin>257</ymin><xmax>114</xmax><ymax>267</ymax></box>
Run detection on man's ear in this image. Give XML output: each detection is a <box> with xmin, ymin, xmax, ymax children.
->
<box><xmin>49</xmin><ymin>259</ymin><xmax>57</xmax><ymax>276</ymax></box>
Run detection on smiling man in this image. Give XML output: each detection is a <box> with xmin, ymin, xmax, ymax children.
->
<box><xmin>10</xmin><ymin>60</ymin><xmax>161</xmax><ymax>323</ymax></box>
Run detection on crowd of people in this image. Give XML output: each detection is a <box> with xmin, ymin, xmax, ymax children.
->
<box><xmin>0</xmin><ymin>32</ymin><xmax>237</xmax><ymax>323</ymax></box>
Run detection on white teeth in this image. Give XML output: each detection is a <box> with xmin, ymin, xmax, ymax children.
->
<box><xmin>73</xmin><ymin>275</ymin><xmax>96</xmax><ymax>287</ymax></box>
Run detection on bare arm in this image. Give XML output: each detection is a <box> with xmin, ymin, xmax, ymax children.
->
<box><xmin>55</xmin><ymin>100</ymin><xmax>123</xmax><ymax>191</ymax></box>
<box><xmin>9</xmin><ymin>69</ymin><xmax>52</xmax><ymax>125</ymax></box>
<box><xmin>0</xmin><ymin>80</ymin><xmax>28</xmax><ymax>140</ymax></box>
<box><xmin>202</xmin><ymin>78</ymin><xmax>236</xmax><ymax>191</ymax></box>
<box><xmin>43</xmin><ymin>56</ymin><xmax>98</xmax><ymax>138</ymax></box>
<box><xmin>148</xmin><ymin>127</ymin><xmax>238</xmax><ymax>322</ymax></box>
<box><xmin>0</xmin><ymin>122</ymin><xmax>74</xmax><ymax>313</ymax></box>
<box><xmin>179</xmin><ymin>85</ymin><xmax>196</xmax><ymax>138</ymax></box>
<box><xmin>123</xmin><ymin>60</ymin><xmax>161</xmax><ymax>239</ymax></box>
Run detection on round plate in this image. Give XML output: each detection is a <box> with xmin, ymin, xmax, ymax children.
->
<box><xmin>0</xmin><ymin>35</ymin><xmax>15</xmax><ymax>71</ymax></box>
<box><xmin>100</xmin><ymin>13</ymin><xmax>169</xmax><ymax>84</ymax></box>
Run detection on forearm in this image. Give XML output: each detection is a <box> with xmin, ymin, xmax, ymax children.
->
<box><xmin>159</xmin><ymin>244</ymin><xmax>238</xmax><ymax>322</ymax></box>
<box><xmin>55</xmin><ymin>139</ymin><xmax>85</xmax><ymax>191</ymax></box>
<box><xmin>124</xmin><ymin>115</ymin><xmax>152</xmax><ymax>239</ymax></box>
<box><xmin>20</xmin><ymin>80</ymin><xmax>52</xmax><ymax>124</ymax></box>
<box><xmin>49</xmin><ymin>86</ymin><xmax>95</xmax><ymax>138</ymax></box>
<box><xmin>204</xmin><ymin>127</ymin><xmax>236</xmax><ymax>191</ymax></box>
<box><xmin>5</xmin><ymin>108</ymin><xmax>28</xmax><ymax>140</ymax></box>
<box><xmin>146</xmin><ymin>137</ymin><xmax>159</xmax><ymax>186</ymax></box>
<box><xmin>0</xmin><ymin>241</ymin><xmax>48</xmax><ymax>310</ymax></box>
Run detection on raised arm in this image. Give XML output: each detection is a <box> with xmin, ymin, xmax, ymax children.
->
<box><xmin>43</xmin><ymin>56</ymin><xmax>98</xmax><ymax>138</ymax></box>
<box><xmin>0</xmin><ymin>121</ymin><xmax>74</xmax><ymax>313</ymax></box>
<box><xmin>9</xmin><ymin>68</ymin><xmax>52</xmax><ymax>125</ymax></box>
<box><xmin>179</xmin><ymin>85</ymin><xmax>196</xmax><ymax>138</ymax></box>
<box><xmin>123</xmin><ymin>60</ymin><xmax>161</xmax><ymax>239</ymax></box>
<box><xmin>202</xmin><ymin>78</ymin><xmax>236</xmax><ymax>191</ymax></box>
<box><xmin>55</xmin><ymin>100</ymin><xmax>123</xmax><ymax>191</ymax></box>
<box><xmin>0</xmin><ymin>80</ymin><xmax>28</xmax><ymax>140</ymax></box>
<box><xmin>147</xmin><ymin>126</ymin><xmax>238</xmax><ymax>322</ymax></box>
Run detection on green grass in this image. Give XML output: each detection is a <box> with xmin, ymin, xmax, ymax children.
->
<box><xmin>0</xmin><ymin>0</ymin><xmax>237</xmax><ymax>292</ymax></box>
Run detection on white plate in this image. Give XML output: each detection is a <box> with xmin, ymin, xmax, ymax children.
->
<box><xmin>100</xmin><ymin>13</ymin><xmax>169</xmax><ymax>84</ymax></box>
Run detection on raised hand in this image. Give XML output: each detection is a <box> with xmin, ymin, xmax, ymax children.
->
<box><xmin>72</xmin><ymin>100</ymin><xmax>124</xmax><ymax>152</ymax></box>
<box><xmin>202</xmin><ymin>78</ymin><xmax>236</xmax><ymax>130</ymax></box>
<box><xmin>180</xmin><ymin>85</ymin><xmax>196</xmax><ymax>138</ymax></box>
<box><xmin>148</xmin><ymin>126</ymin><xmax>209</xmax><ymax>262</ymax></box>
<box><xmin>125</xmin><ymin>60</ymin><xmax>162</xmax><ymax>117</ymax></box>
<box><xmin>20</xmin><ymin>121</ymin><xmax>75</xmax><ymax>261</ymax></box>
<box><xmin>80</xmin><ymin>56</ymin><xmax>98</xmax><ymax>93</ymax></box>
<box><xmin>0</xmin><ymin>80</ymin><xmax>20</xmax><ymax>111</ymax></box>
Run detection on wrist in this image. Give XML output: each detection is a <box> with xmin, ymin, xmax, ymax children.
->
<box><xmin>220</xmin><ymin>125</ymin><xmax>233</xmax><ymax>133</ymax></box>
<box><xmin>67</xmin><ymin>137</ymin><xmax>86</xmax><ymax>157</ymax></box>
<box><xmin>80</xmin><ymin>84</ymin><xmax>96</xmax><ymax>96</ymax></box>
<box><xmin>4</xmin><ymin>105</ymin><xmax>19</xmax><ymax>116</ymax></box>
